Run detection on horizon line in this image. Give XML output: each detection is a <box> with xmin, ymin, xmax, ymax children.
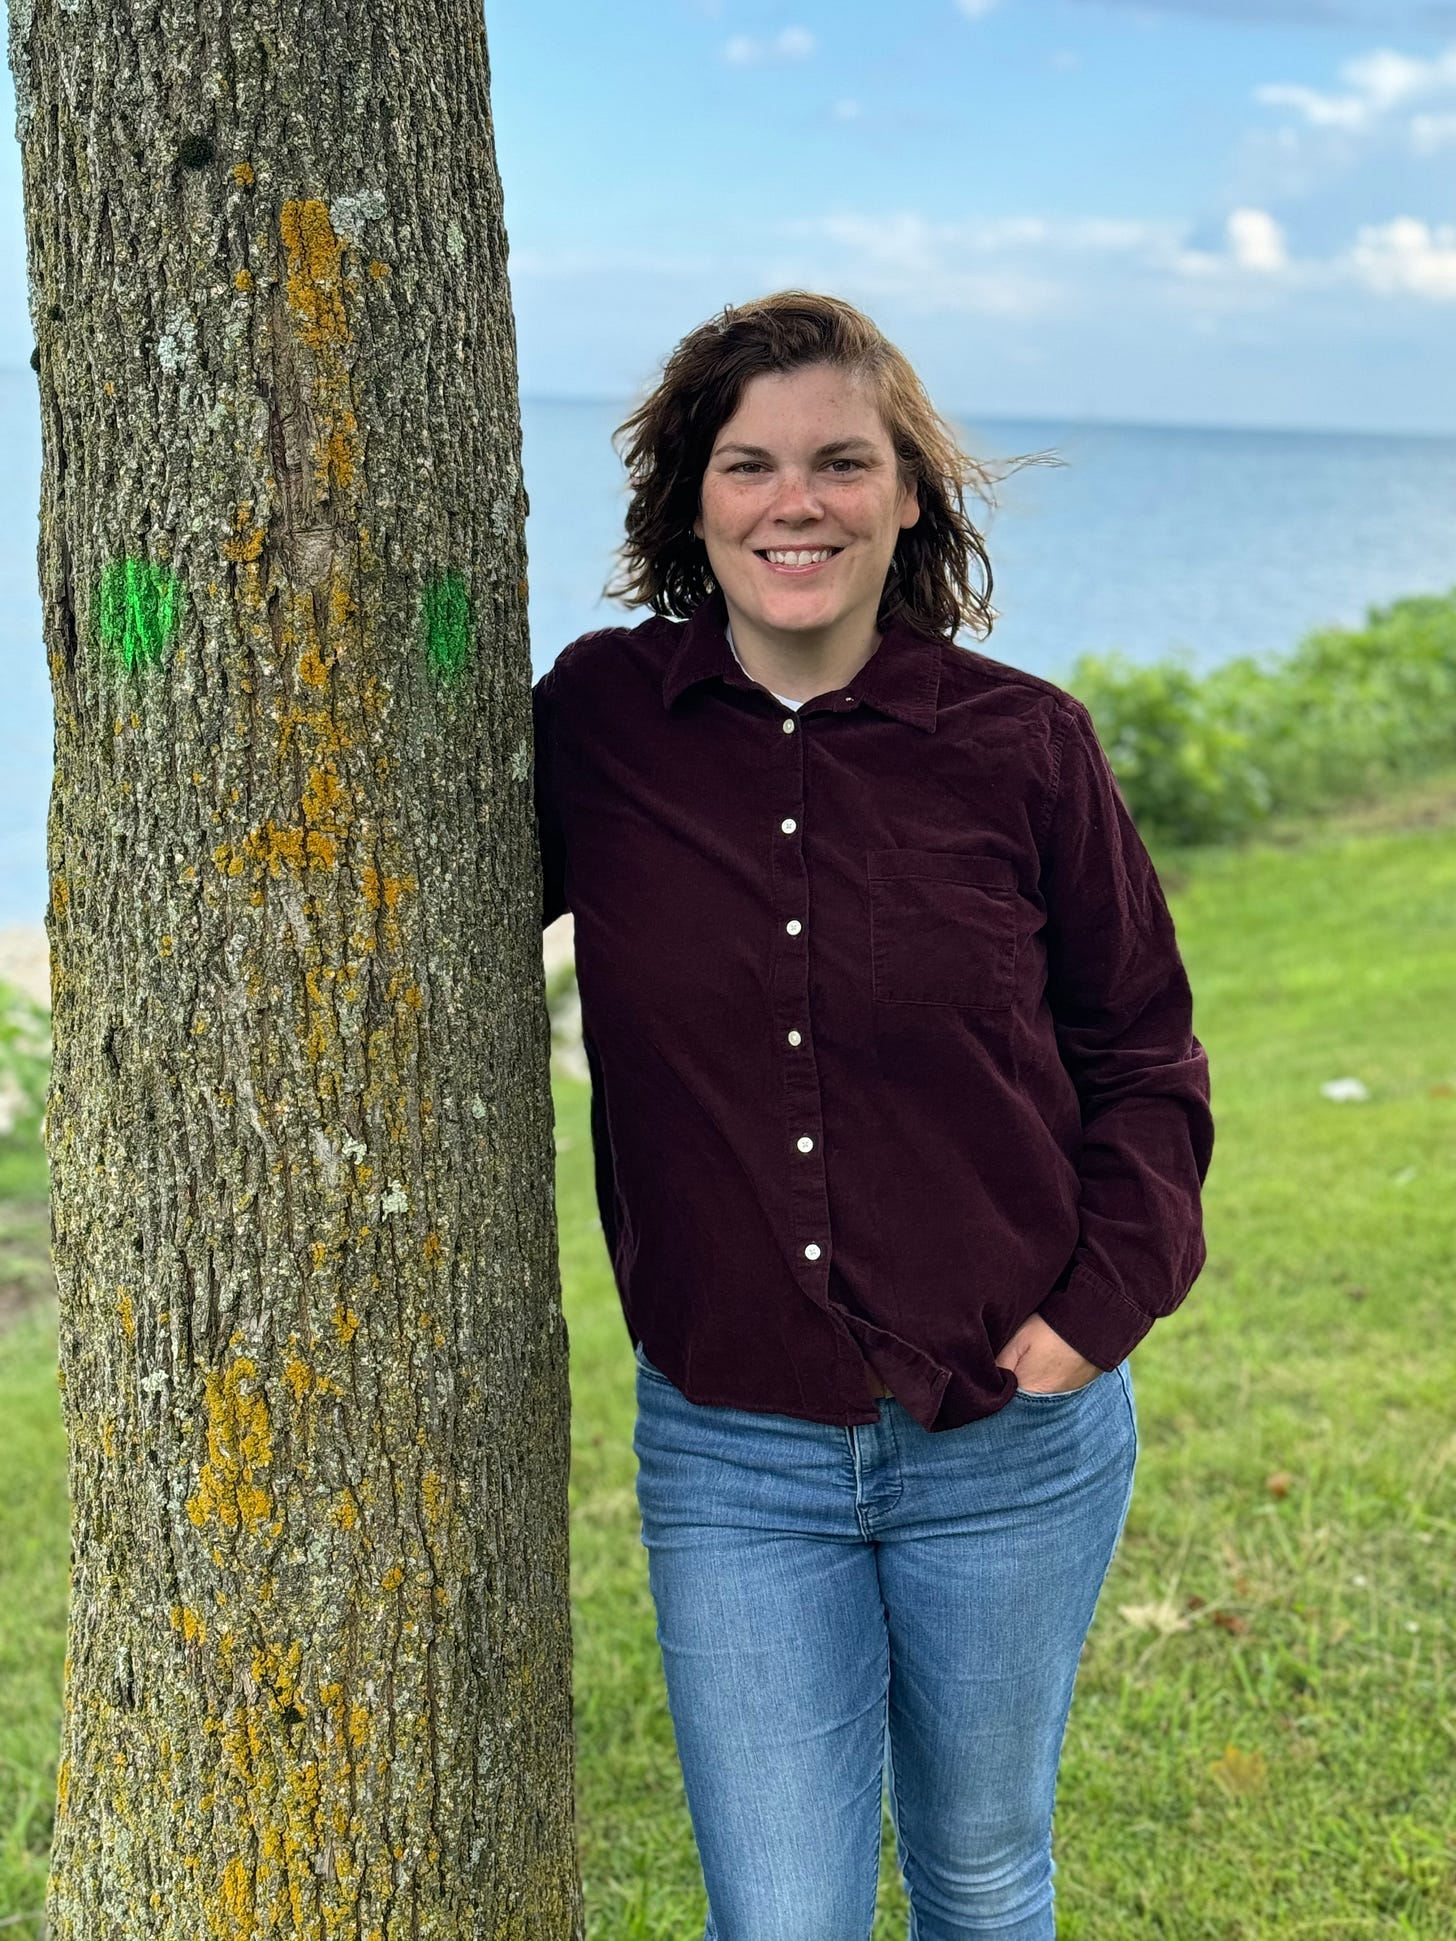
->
<box><xmin>0</xmin><ymin>366</ymin><xmax>1451</xmax><ymax>443</ymax></box>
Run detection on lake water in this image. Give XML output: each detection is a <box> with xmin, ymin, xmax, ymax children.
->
<box><xmin>4</xmin><ymin>374</ymin><xmax>1455</xmax><ymax>926</ymax></box>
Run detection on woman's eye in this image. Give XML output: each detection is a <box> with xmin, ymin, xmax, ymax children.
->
<box><xmin>726</xmin><ymin>459</ymin><xmax>863</xmax><ymax>475</ymax></box>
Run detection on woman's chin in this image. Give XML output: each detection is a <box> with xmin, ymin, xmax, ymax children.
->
<box><xmin>728</xmin><ymin>590</ymin><xmax>844</xmax><ymax>635</ymax></box>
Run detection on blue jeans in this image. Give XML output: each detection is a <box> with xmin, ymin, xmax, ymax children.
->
<box><xmin>631</xmin><ymin>1341</ymin><xmax>1138</xmax><ymax>1941</ymax></box>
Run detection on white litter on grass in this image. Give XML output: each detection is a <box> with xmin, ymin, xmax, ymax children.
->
<box><xmin>1118</xmin><ymin>1597</ymin><xmax>1193</xmax><ymax>1636</ymax></box>
<box><xmin>1320</xmin><ymin>1077</ymin><xmax>1369</xmax><ymax>1102</ymax></box>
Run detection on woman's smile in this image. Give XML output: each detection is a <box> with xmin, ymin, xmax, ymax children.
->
<box><xmin>754</xmin><ymin>545</ymin><xmax>844</xmax><ymax>576</ymax></box>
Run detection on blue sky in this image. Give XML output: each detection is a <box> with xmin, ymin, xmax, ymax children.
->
<box><xmin>4</xmin><ymin>0</ymin><xmax>1456</xmax><ymax>430</ymax></box>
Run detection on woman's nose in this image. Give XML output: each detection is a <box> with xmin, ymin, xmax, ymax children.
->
<box><xmin>769</xmin><ymin>471</ymin><xmax>823</xmax><ymax>517</ymax></box>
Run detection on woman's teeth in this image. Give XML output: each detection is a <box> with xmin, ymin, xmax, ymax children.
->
<box><xmin>759</xmin><ymin>549</ymin><xmax>839</xmax><ymax>566</ymax></box>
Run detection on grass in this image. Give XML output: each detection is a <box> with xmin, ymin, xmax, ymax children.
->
<box><xmin>1</xmin><ymin>771</ymin><xmax>1454</xmax><ymax>1935</ymax></box>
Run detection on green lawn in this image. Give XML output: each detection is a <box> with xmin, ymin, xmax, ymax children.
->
<box><xmin>2</xmin><ymin>780</ymin><xmax>1454</xmax><ymax>1936</ymax></box>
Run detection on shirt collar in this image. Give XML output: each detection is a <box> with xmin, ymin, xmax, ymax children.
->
<box><xmin>662</xmin><ymin>587</ymin><xmax>941</xmax><ymax>733</ymax></box>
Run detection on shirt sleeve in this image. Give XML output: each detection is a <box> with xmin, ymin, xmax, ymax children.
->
<box><xmin>531</xmin><ymin>666</ymin><xmax>569</xmax><ymax>930</ymax></box>
<box><xmin>1033</xmin><ymin>698</ymin><xmax>1215</xmax><ymax>1369</ymax></box>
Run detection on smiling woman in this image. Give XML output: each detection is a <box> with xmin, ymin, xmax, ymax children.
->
<box><xmin>537</xmin><ymin>288</ymin><xmax>1214</xmax><ymax>1940</ymax></box>
<box><xmin>686</xmin><ymin>365</ymin><xmax>922</xmax><ymax>701</ymax></box>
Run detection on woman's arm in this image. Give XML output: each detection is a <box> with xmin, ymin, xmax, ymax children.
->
<box><xmin>1032</xmin><ymin>697</ymin><xmax>1215</xmax><ymax>1369</ymax></box>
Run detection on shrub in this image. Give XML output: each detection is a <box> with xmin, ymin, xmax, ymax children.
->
<box><xmin>1058</xmin><ymin>588</ymin><xmax>1456</xmax><ymax>848</ymax></box>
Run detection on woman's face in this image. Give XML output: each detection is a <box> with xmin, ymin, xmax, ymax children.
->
<box><xmin>692</xmin><ymin>362</ymin><xmax>920</xmax><ymax>647</ymax></box>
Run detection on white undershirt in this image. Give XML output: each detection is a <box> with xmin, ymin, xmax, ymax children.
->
<box><xmin>725</xmin><ymin>619</ymin><xmax>803</xmax><ymax>711</ymax></box>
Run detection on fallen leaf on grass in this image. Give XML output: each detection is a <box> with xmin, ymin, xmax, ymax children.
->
<box><xmin>1118</xmin><ymin>1597</ymin><xmax>1192</xmax><ymax>1635</ymax></box>
<box><xmin>1266</xmin><ymin>1470</ymin><xmax>1292</xmax><ymax>1498</ymax></box>
<box><xmin>1209</xmin><ymin>1744</ymin><xmax>1268</xmax><ymax>1796</ymax></box>
<box><xmin>1209</xmin><ymin>1610</ymin><xmax>1251</xmax><ymax>1635</ymax></box>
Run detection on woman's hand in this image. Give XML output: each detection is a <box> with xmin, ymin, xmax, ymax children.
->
<box><xmin>995</xmin><ymin>1311</ymin><xmax>1104</xmax><ymax>1393</ymax></box>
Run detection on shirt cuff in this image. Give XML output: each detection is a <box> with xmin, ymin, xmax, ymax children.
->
<box><xmin>1036</xmin><ymin>1261</ymin><xmax>1156</xmax><ymax>1370</ymax></box>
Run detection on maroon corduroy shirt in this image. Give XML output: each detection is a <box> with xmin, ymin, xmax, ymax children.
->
<box><xmin>531</xmin><ymin>588</ymin><xmax>1214</xmax><ymax>1432</ymax></box>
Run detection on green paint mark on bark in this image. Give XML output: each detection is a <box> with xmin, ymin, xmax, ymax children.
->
<box><xmin>423</xmin><ymin>572</ymin><xmax>471</xmax><ymax>682</ymax></box>
<box><xmin>96</xmin><ymin>558</ymin><xmax>181</xmax><ymax>671</ymax></box>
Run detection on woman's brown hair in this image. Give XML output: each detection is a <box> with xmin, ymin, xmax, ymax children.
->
<box><xmin>601</xmin><ymin>289</ymin><xmax>1058</xmax><ymax>642</ymax></box>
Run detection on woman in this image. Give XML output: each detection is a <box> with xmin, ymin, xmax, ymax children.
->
<box><xmin>531</xmin><ymin>291</ymin><xmax>1214</xmax><ymax>1940</ymax></box>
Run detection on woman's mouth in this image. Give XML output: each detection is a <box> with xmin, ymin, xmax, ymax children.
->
<box><xmin>754</xmin><ymin>546</ymin><xmax>843</xmax><ymax>577</ymax></box>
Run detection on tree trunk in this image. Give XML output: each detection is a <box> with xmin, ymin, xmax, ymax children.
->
<box><xmin>8</xmin><ymin>0</ymin><xmax>582</xmax><ymax>1933</ymax></box>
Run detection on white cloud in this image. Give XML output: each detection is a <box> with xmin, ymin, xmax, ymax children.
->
<box><xmin>1254</xmin><ymin>41</ymin><xmax>1456</xmax><ymax>138</ymax></box>
<box><xmin>954</xmin><ymin>0</ymin><xmax>1001</xmax><ymax>17</ymax></box>
<box><xmin>1173</xmin><ymin>208</ymin><xmax>1290</xmax><ymax>282</ymax></box>
<box><xmin>510</xmin><ymin>203</ymin><xmax>1456</xmax><ymax>320</ymax></box>
<box><xmin>1410</xmin><ymin>110</ymin><xmax>1456</xmax><ymax>152</ymax></box>
<box><xmin>1227</xmin><ymin>206</ymin><xmax>1289</xmax><ymax>271</ymax></box>
<box><xmin>723</xmin><ymin>27</ymin><xmax>816</xmax><ymax>66</ymax></box>
<box><xmin>833</xmin><ymin>99</ymin><xmax>863</xmax><ymax>121</ymax></box>
<box><xmin>1254</xmin><ymin>82</ymin><xmax>1369</xmax><ymax>129</ymax></box>
<box><xmin>1346</xmin><ymin>216</ymin><xmax>1456</xmax><ymax>298</ymax></box>
<box><xmin>762</xmin><ymin>209</ymin><xmax>1195</xmax><ymax>316</ymax></box>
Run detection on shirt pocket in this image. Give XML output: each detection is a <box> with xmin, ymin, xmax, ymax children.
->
<box><xmin>867</xmin><ymin>849</ymin><xmax>1019</xmax><ymax>1009</ymax></box>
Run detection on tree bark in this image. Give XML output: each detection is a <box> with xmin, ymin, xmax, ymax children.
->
<box><xmin>8</xmin><ymin>0</ymin><xmax>582</xmax><ymax>1933</ymax></box>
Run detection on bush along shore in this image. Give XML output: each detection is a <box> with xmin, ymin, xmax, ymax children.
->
<box><xmin>1057</xmin><ymin>585</ymin><xmax>1456</xmax><ymax>849</ymax></box>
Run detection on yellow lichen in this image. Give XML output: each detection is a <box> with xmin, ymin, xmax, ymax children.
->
<box><xmin>321</xmin><ymin>418</ymin><xmax>358</xmax><ymax>492</ymax></box>
<box><xmin>380</xmin><ymin>1564</ymin><xmax>404</xmax><ymax>1593</ymax></box>
<box><xmin>332</xmin><ymin>1305</ymin><xmax>360</xmax><ymax>1345</ymax></box>
<box><xmin>118</xmin><ymin>1289</ymin><xmax>136</xmax><ymax>1340</ymax></box>
<box><xmin>232</xmin><ymin>268</ymin><xmax>254</xmax><ymax>294</ymax></box>
<box><xmin>360</xmin><ymin>866</ymin><xmax>416</xmax><ymax>912</ymax></box>
<box><xmin>302</xmin><ymin>764</ymin><xmax>347</xmax><ymax>824</ymax></box>
<box><xmin>298</xmin><ymin>641</ymin><xmax>330</xmax><ymax>690</ymax></box>
<box><xmin>329</xmin><ymin>1492</ymin><xmax>358</xmax><ymax>1531</ymax></box>
<box><xmin>218</xmin><ymin>1853</ymin><xmax>255</xmax><ymax>1941</ymax></box>
<box><xmin>366</xmin><ymin>259</ymin><xmax>391</xmax><ymax>279</ymax></box>
<box><xmin>170</xmin><ymin>1604</ymin><xmax>208</xmax><ymax>1645</ymax></box>
<box><xmin>279</xmin><ymin>198</ymin><xmax>363</xmax><ymax>507</ymax></box>
<box><xmin>232</xmin><ymin>161</ymin><xmax>255</xmax><ymax>187</ymax></box>
<box><xmin>214</xmin><ymin>821</ymin><xmax>338</xmax><ymax>878</ymax></box>
<box><xmin>422</xmin><ymin>1230</ymin><xmax>442</xmax><ymax>1265</ymax></box>
<box><xmin>282</xmin><ymin>1356</ymin><xmax>313</xmax><ymax>1403</ymax></box>
<box><xmin>222</xmin><ymin>502</ymin><xmax>265</xmax><ymax>563</ymax></box>
<box><xmin>185</xmin><ymin>1357</ymin><xmax>274</xmax><ymax>1532</ymax></box>
<box><xmin>420</xmin><ymin>1470</ymin><xmax>445</xmax><ymax>1524</ymax></box>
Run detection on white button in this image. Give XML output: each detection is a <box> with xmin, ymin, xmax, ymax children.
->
<box><xmin>785</xmin><ymin>919</ymin><xmax>802</xmax><ymax>936</ymax></box>
<box><xmin>781</xmin><ymin>817</ymin><xmax>797</xmax><ymax>834</ymax></box>
<box><xmin>782</xmin><ymin>719</ymin><xmax>796</xmax><ymax>734</ymax></box>
<box><xmin>787</xmin><ymin>1030</ymin><xmax>802</xmax><ymax>1046</ymax></box>
<box><xmin>803</xmin><ymin>1243</ymin><xmax>821</xmax><ymax>1260</ymax></box>
<box><xmin>796</xmin><ymin>1136</ymin><xmax>814</xmax><ymax>1153</ymax></box>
